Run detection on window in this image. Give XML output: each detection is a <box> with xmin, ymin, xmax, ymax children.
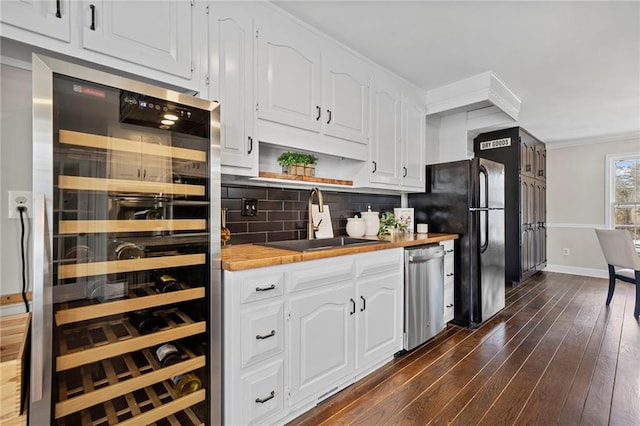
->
<box><xmin>606</xmin><ymin>153</ymin><xmax>640</xmax><ymax>244</ymax></box>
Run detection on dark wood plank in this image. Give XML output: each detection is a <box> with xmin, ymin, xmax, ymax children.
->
<box><xmin>513</xmin><ymin>276</ymin><xmax>605</xmax><ymax>425</ymax></box>
<box><xmin>286</xmin><ymin>272</ymin><xmax>640</xmax><ymax>426</ymax></box>
<box><xmin>607</xmin><ymin>282</ymin><xmax>640</xmax><ymax>425</ymax></box>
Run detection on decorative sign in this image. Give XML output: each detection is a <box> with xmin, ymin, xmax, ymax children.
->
<box><xmin>479</xmin><ymin>137</ymin><xmax>511</xmax><ymax>150</ymax></box>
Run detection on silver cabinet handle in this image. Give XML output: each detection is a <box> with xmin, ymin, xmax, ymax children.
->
<box><xmin>255</xmin><ymin>284</ymin><xmax>276</xmax><ymax>292</ymax></box>
<box><xmin>256</xmin><ymin>390</ymin><xmax>275</xmax><ymax>404</ymax></box>
<box><xmin>256</xmin><ymin>330</ymin><xmax>276</xmax><ymax>340</ymax></box>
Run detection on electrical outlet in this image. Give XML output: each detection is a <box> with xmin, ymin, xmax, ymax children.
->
<box><xmin>562</xmin><ymin>248</ymin><xmax>570</xmax><ymax>256</ymax></box>
<box><xmin>8</xmin><ymin>191</ymin><xmax>32</xmax><ymax>219</ymax></box>
<box><xmin>241</xmin><ymin>198</ymin><xmax>258</xmax><ymax>217</ymax></box>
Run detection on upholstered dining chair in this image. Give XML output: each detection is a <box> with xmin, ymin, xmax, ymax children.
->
<box><xmin>594</xmin><ymin>229</ymin><xmax>640</xmax><ymax>318</ymax></box>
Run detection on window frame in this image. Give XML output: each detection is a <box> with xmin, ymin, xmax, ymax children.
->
<box><xmin>605</xmin><ymin>152</ymin><xmax>640</xmax><ymax>234</ymax></box>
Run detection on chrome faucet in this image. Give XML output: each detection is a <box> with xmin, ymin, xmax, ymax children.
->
<box><xmin>308</xmin><ymin>187</ymin><xmax>324</xmax><ymax>240</ymax></box>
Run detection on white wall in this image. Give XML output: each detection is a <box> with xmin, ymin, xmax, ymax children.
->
<box><xmin>546</xmin><ymin>135</ymin><xmax>640</xmax><ymax>277</ymax></box>
<box><xmin>0</xmin><ymin>63</ymin><xmax>33</xmax><ymax>315</ymax></box>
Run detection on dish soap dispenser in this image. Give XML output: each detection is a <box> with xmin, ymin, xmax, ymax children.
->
<box><xmin>361</xmin><ymin>204</ymin><xmax>380</xmax><ymax>236</ymax></box>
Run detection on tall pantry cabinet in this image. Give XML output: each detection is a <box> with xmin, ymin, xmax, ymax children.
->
<box><xmin>474</xmin><ymin>127</ymin><xmax>547</xmax><ymax>286</ymax></box>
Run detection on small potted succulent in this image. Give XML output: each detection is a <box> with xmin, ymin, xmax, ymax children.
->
<box><xmin>277</xmin><ymin>151</ymin><xmax>317</xmax><ymax>176</ymax></box>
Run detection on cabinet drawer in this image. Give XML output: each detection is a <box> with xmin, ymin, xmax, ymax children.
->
<box><xmin>240</xmin><ymin>272</ymin><xmax>285</xmax><ymax>303</ymax></box>
<box><xmin>288</xmin><ymin>258</ymin><xmax>354</xmax><ymax>293</ymax></box>
<box><xmin>240</xmin><ymin>359</ymin><xmax>284</xmax><ymax>425</ymax></box>
<box><xmin>444</xmin><ymin>254</ymin><xmax>454</xmax><ymax>277</ymax></box>
<box><xmin>241</xmin><ymin>302</ymin><xmax>284</xmax><ymax>368</ymax></box>
<box><xmin>356</xmin><ymin>248</ymin><xmax>403</xmax><ymax>277</ymax></box>
<box><xmin>444</xmin><ymin>286</ymin><xmax>454</xmax><ymax>323</ymax></box>
<box><xmin>440</xmin><ymin>239</ymin><xmax>454</xmax><ymax>252</ymax></box>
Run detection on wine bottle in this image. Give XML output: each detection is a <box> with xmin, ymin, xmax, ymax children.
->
<box><xmin>128</xmin><ymin>310</ymin><xmax>160</xmax><ymax>335</ymax></box>
<box><xmin>172</xmin><ymin>372</ymin><xmax>202</xmax><ymax>396</ymax></box>
<box><xmin>155</xmin><ymin>342</ymin><xmax>181</xmax><ymax>367</ymax></box>
<box><xmin>155</xmin><ymin>274</ymin><xmax>183</xmax><ymax>293</ymax></box>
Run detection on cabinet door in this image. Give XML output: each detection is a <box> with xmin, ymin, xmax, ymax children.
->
<box><xmin>356</xmin><ymin>271</ymin><xmax>402</xmax><ymax>370</ymax></box>
<box><xmin>535</xmin><ymin>143</ymin><xmax>546</xmax><ymax>180</ymax></box>
<box><xmin>289</xmin><ymin>283</ymin><xmax>354</xmax><ymax>407</ymax></box>
<box><xmin>1</xmin><ymin>0</ymin><xmax>70</xmax><ymax>41</ymax></box>
<box><xmin>520</xmin><ymin>176</ymin><xmax>536</xmax><ymax>276</ymax></box>
<box><xmin>401</xmin><ymin>99</ymin><xmax>426</xmax><ymax>189</ymax></box>
<box><xmin>81</xmin><ymin>1</ymin><xmax>192</xmax><ymax>78</ymax></box>
<box><xmin>535</xmin><ymin>180</ymin><xmax>547</xmax><ymax>267</ymax></box>
<box><xmin>519</xmin><ymin>139</ymin><xmax>535</xmax><ymax>177</ymax></box>
<box><xmin>323</xmin><ymin>48</ymin><xmax>370</xmax><ymax>145</ymax></box>
<box><xmin>215</xmin><ymin>5</ymin><xmax>256</xmax><ymax>173</ymax></box>
<box><xmin>370</xmin><ymin>77</ymin><xmax>401</xmax><ymax>185</ymax></box>
<box><xmin>256</xmin><ymin>17</ymin><xmax>321</xmax><ymax>132</ymax></box>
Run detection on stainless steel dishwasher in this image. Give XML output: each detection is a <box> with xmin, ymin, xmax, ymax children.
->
<box><xmin>404</xmin><ymin>244</ymin><xmax>445</xmax><ymax>351</ymax></box>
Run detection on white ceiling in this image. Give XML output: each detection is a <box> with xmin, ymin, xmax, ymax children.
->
<box><xmin>273</xmin><ymin>0</ymin><xmax>640</xmax><ymax>146</ymax></box>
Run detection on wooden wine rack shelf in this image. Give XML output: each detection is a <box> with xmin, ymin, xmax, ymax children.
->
<box><xmin>57</xmin><ymin>253</ymin><xmax>206</xmax><ymax>279</ymax></box>
<box><xmin>59</xmin><ymin>129</ymin><xmax>207</xmax><ymax>162</ymax></box>
<box><xmin>59</xmin><ymin>219</ymin><xmax>206</xmax><ymax>234</ymax></box>
<box><xmin>55</xmin><ymin>286</ymin><xmax>205</xmax><ymax>326</ymax></box>
<box><xmin>57</xmin><ymin>308</ymin><xmax>205</xmax><ymax>372</ymax></box>
<box><xmin>58</xmin><ymin>175</ymin><xmax>205</xmax><ymax>197</ymax></box>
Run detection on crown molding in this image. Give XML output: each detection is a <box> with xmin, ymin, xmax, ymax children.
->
<box><xmin>546</xmin><ymin>131</ymin><xmax>640</xmax><ymax>150</ymax></box>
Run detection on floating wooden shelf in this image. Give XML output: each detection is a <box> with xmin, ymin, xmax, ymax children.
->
<box><xmin>55</xmin><ymin>286</ymin><xmax>205</xmax><ymax>326</ymax></box>
<box><xmin>57</xmin><ymin>253</ymin><xmax>206</xmax><ymax>279</ymax></box>
<box><xmin>58</xmin><ymin>176</ymin><xmax>205</xmax><ymax>197</ymax></box>
<box><xmin>59</xmin><ymin>129</ymin><xmax>207</xmax><ymax>162</ymax></box>
<box><xmin>257</xmin><ymin>171</ymin><xmax>353</xmax><ymax>186</ymax></box>
<box><xmin>57</xmin><ymin>308</ymin><xmax>205</xmax><ymax>372</ymax></box>
<box><xmin>59</xmin><ymin>219</ymin><xmax>206</xmax><ymax>235</ymax></box>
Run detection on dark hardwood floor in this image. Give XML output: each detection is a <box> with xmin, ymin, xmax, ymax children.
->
<box><xmin>288</xmin><ymin>272</ymin><xmax>640</xmax><ymax>425</ymax></box>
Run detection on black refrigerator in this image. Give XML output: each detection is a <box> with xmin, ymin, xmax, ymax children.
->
<box><xmin>408</xmin><ymin>158</ymin><xmax>505</xmax><ymax>328</ymax></box>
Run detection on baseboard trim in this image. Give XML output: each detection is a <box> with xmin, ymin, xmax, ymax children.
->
<box><xmin>545</xmin><ymin>264</ymin><xmax>608</xmax><ymax>279</ymax></box>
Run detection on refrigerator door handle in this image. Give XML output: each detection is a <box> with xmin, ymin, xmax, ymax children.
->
<box><xmin>479</xmin><ymin>166</ymin><xmax>489</xmax><ymax>253</ymax></box>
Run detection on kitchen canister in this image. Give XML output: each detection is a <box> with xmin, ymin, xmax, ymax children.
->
<box><xmin>346</xmin><ymin>216</ymin><xmax>366</xmax><ymax>237</ymax></box>
<box><xmin>360</xmin><ymin>205</ymin><xmax>380</xmax><ymax>236</ymax></box>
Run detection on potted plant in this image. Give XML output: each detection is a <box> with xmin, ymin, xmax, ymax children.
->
<box><xmin>277</xmin><ymin>151</ymin><xmax>317</xmax><ymax>176</ymax></box>
<box><xmin>378</xmin><ymin>211</ymin><xmax>408</xmax><ymax>235</ymax></box>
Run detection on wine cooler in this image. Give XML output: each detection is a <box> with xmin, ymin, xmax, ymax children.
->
<box><xmin>30</xmin><ymin>54</ymin><xmax>221</xmax><ymax>425</ymax></box>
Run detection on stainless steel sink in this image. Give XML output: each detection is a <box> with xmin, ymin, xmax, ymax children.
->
<box><xmin>257</xmin><ymin>237</ymin><xmax>388</xmax><ymax>252</ymax></box>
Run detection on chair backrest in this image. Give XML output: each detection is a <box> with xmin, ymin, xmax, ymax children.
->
<box><xmin>595</xmin><ymin>229</ymin><xmax>640</xmax><ymax>270</ymax></box>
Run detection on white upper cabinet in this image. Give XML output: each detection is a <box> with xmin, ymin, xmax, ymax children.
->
<box><xmin>370</xmin><ymin>73</ymin><xmax>402</xmax><ymax>185</ymax></box>
<box><xmin>81</xmin><ymin>1</ymin><xmax>192</xmax><ymax>78</ymax></box>
<box><xmin>322</xmin><ymin>48</ymin><xmax>370</xmax><ymax>146</ymax></box>
<box><xmin>1</xmin><ymin>0</ymin><xmax>71</xmax><ymax>42</ymax></box>
<box><xmin>254</xmin><ymin>5</ymin><xmax>370</xmax><ymax>161</ymax></box>
<box><xmin>213</xmin><ymin>2</ymin><xmax>257</xmax><ymax>175</ymax></box>
<box><xmin>401</xmin><ymin>90</ymin><xmax>426</xmax><ymax>190</ymax></box>
<box><xmin>256</xmin><ymin>16</ymin><xmax>322</xmax><ymax>133</ymax></box>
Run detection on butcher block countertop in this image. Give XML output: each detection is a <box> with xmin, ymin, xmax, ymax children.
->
<box><xmin>221</xmin><ymin>233</ymin><xmax>458</xmax><ymax>271</ymax></box>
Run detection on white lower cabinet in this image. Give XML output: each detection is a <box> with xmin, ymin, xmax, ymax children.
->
<box><xmin>289</xmin><ymin>283</ymin><xmax>354</xmax><ymax>406</ymax></box>
<box><xmin>239</xmin><ymin>359</ymin><xmax>285</xmax><ymax>425</ymax></box>
<box><xmin>223</xmin><ymin>248</ymin><xmax>403</xmax><ymax>425</ymax></box>
<box><xmin>441</xmin><ymin>239</ymin><xmax>456</xmax><ymax>323</ymax></box>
